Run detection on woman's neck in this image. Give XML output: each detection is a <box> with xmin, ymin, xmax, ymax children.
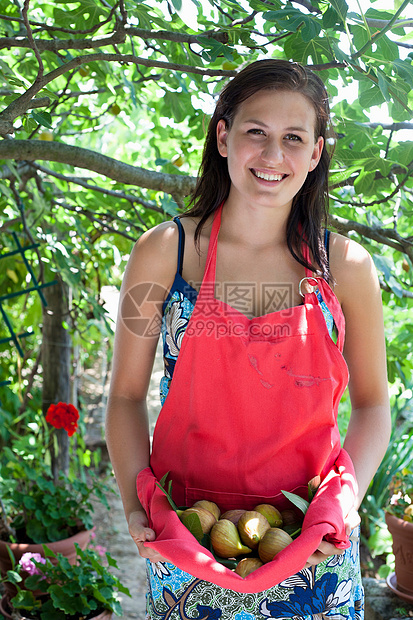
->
<box><xmin>220</xmin><ymin>196</ymin><xmax>291</xmax><ymax>249</ymax></box>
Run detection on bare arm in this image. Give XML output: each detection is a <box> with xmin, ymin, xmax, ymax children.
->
<box><xmin>105</xmin><ymin>221</ymin><xmax>179</xmax><ymax>561</ymax></box>
<box><xmin>332</xmin><ymin>235</ymin><xmax>391</xmax><ymax>508</ymax></box>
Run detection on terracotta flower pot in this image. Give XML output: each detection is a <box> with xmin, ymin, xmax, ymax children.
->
<box><xmin>385</xmin><ymin>510</ymin><xmax>413</xmax><ymax>596</ymax></box>
<box><xmin>0</xmin><ymin>594</ymin><xmax>112</xmax><ymax>619</ymax></box>
<box><xmin>0</xmin><ymin>528</ymin><xmax>92</xmax><ymax>597</ymax></box>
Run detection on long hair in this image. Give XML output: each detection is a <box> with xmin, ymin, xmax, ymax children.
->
<box><xmin>183</xmin><ymin>59</ymin><xmax>334</xmax><ymax>281</ymax></box>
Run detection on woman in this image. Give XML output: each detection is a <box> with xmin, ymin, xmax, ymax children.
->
<box><xmin>106</xmin><ymin>60</ymin><xmax>390</xmax><ymax>619</ymax></box>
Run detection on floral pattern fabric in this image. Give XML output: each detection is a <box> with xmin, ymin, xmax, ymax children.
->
<box><xmin>149</xmin><ymin>281</ymin><xmax>362</xmax><ymax>619</ymax></box>
<box><xmin>145</xmin><ymin>530</ymin><xmax>363</xmax><ymax>620</ymax></box>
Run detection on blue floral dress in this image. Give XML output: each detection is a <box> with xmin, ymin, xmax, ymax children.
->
<box><xmin>146</xmin><ymin>221</ymin><xmax>364</xmax><ymax>620</ymax></box>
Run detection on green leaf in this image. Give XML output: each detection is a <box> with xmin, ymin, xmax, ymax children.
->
<box><xmin>354</xmin><ymin>170</ymin><xmax>376</xmax><ymax>195</ymax></box>
<box><xmin>323</xmin><ymin>6</ymin><xmax>340</xmax><ymax>29</ymax></box>
<box><xmin>281</xmin><ymin>490</ymin><xmax>310</xmax><ymax>515</ymax></box>
<box><xmin>329</xmin><ymin>0</ymin><xmax>348</xmax><ymax>23</ymax></box>
<box><xmin>181</xmin><ymin>511</ymin><xmax>204</xmax><ymax>542</ymax></box>
<box><xmin>376</xmin><ymin>35</ymin><xmax>399</xmax><ymax>62</ymax></box>
<box><xmin>284</xmin><ymin>35</ymin><xmax>332</xmax><ymax>65</ymax></box>
<box><xmin>31</xmin><ymin>111</ymin><xmax>53</xmax><ymax>129</ymax></box>
<box><xmin>11</xmin><ymin>589</ymin><xmax>39</xmax><ymax>610</ymax></box>
<box><xmin>160</xmin><ymin>194</ymin><xmax>179</xmax><ymax>217</ymax></box>
<box><xmin>6</xmin><ymin>569</ymin><xmax>23</xmax><ymax>584</ymax></box>
<box><xmin>358</xmin><ymin>85</ymin><xmax>385</xmax><ymax>109</ymax></box>
<box><xmin>155</xmin><ymin>477</ymin><xmax>180</xmax><ymax>512</ymax></box>
<box><xmin>392</xmin><ymin>59</ymin><xmax>413</xmax><ymax>87</ymax></box>
<box><xmin>377</xmin><ymin>69</ymin><xmax>391</xmax><ymax>102</ymax></box>
<box><xmin>373</xmin><ymin>255</ymin><xmax>393</xmax><ymax>282</ymax></box>
<box><xmin>24</xmin><ymin>115</ymin><xmax>38</xmax><ymax>133</ymax></box>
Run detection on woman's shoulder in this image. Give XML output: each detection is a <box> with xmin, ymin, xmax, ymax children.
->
<box><xmin>123</xmin><ymin>220</ymin><xmax>182</xmax><ymax>290</ymax></box>
<box><xmin>328</xmin><ymin>231</ymin><xmax>380</xmax><ymax>306</ymax></box>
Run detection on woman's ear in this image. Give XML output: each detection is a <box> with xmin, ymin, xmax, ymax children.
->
<box><xmin>308</xmin><ymin>136</ymin><xmax>324</xmax><ymax>172</ymax></box>
<box><xmin>216</xmin><ymin>119</ymin><xmax>229</xmax><ymax>157</ymax></box>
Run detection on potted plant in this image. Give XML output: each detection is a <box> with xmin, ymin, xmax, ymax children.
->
<box><xmin>0</xmin><ymin>543</ymin><xmax>131</xmax><ymax>619</ymax></box>
<box><xmin>0</xmin><ymin>402</ymin><xmax>113</xmax><ymax>590</ymax></box>
<box><xmin>385</xmin><ymin>469</ymin><xmax>413</xmax><ymax>602</ymax></box>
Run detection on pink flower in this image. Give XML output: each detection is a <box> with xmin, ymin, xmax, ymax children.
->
<box><xmin>95</xmin><ymin>545</ymin><xmax>107</xmax><ymax>557</ymax></box>
<box><xmin>19</xmin><ymin>553</ymin><xmax>46</xmax><ymax>576</ymax></box>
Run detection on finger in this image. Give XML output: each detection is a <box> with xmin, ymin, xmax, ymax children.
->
<box><xmin>144</xmin><ymin>527</ymin><xmax>157</xmax><ymax>542</ymax></box>
<box><xmin>143</xmin><ymin>544</ymin><xmax>167</xmax><ymax>564</ymax></box>
<box><xmin>134</xmin><ymin>539</ymin><xmax>166</xmax><ymax>563</ymax></box>
<box><xmin>317</xmin><ymin>540</ymin><xmax>344</xmax><ymax>556</ymax></box>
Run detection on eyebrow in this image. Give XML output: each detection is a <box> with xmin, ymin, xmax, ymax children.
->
<box><xmin>242</xmin><ymin>119</ymin><xmax>309</xmax><ymax>133</ymax></box>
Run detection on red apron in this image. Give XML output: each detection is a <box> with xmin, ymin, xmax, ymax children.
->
<box><xmin>137</xmin><ymin>204</ymin><xmax>357</xmax><ymax>593</ymax></box>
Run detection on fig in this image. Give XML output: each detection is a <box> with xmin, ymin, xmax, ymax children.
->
<box><xmin>254</xmin><ymin>504</ymin><xmax>283</xmax><ymax>528</ymax></box>
<box><xmin>235</xmin><ymin>557</ymin><xmax>263</xmax><ymax>577</ymax></box>
<box><xmin>280</xmin><ymin>509</ymin><xmax>299</xmax><ymax>525</ymax></box>
<box><xmin>258</xmin><ymin>528</ymin><xmax>293</xmax><ymax>563</ymax></box>
<box><xmin>181</xmin><ymin>507</ymin><xmax>216</xmax><ymax>534</ymax></box>
<box><xmin>221</xmin><ymin>509</ymin><xmax>246</xmax><ymax>525</ymax></box>
<box><xmin>237</xmin><ymin>511</ymin><xmax>271</xmax><ymax>550</ymax></box>
<box><xmin>192</xmin><ymin>500</ymin><xmax>221</xmax><ymax>521</ymax></box>
<box><xmin>210</xmin><ymin>519</ymin><xmax>252</xmax><ymax>558</ymax></box>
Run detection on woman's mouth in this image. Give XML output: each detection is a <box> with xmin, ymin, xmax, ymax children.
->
<box><xmin>251</xmin><ymin>169</ymin><xmax>288</xmax><ymax>182</ymax></box>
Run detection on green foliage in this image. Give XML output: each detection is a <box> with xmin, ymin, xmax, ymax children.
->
<box><xmin>0</xmin><ymin>446</ymin><xmax>113</xmax><ymax>543</ymax></box>
<box><xmin>7</xmin><ymin>543</ymin><xmax>130</xmax><ymax>618</ymax></box>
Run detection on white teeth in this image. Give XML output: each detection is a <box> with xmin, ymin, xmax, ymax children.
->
<box><xmin>254</xmin><ymin>170</ymin><xmax>283</xmax><ymax>181</ymax></box>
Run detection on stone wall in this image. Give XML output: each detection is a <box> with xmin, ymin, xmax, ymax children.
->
<box><xmin>364</xmin><ymin>578</ymin><xmax>413</xmax><ymax>620</ymax></box>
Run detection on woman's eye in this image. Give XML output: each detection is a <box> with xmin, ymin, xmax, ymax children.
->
<box><xmin>285</xmin><ymin>134</ymin><xmax>302</xmax><ymax>142</ymax></box>
<box><xmin>247</xmin><ymin>128</ymin><xmax>265</xmax><ymax>135</ymax></box>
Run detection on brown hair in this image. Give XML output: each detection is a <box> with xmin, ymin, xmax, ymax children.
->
<box><xmin>183</xmin><ymin>59</ymin><xmax>334</xmax><ymax>280</ymax></box>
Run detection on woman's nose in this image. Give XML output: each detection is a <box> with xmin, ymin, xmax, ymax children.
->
<box><xmin>261</xmin><ymin>138</ymin><xmax>284</xmax><ymax>164</ymax></box>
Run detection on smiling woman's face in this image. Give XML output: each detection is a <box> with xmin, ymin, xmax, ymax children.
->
<box><xmin>216</xmin><ymin>89</ymin><xmax>324</xmax><ymax>213</ymax></box>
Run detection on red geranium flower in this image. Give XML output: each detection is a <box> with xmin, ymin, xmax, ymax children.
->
<box><xmin>45</xmin><ymin>402</ymin><xmax>79</xmax><ymax>436</ymax></box>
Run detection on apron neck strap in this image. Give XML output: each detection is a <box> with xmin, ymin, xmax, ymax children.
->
<box><xmin>200</xmin><ymin>203</ymin><xmax>223</xmax><ymax>292</ymax></box>
<box><xmin>201</xmin><ymin>206</ymin><xmax>319</xmax><ymax>299</ymax></box>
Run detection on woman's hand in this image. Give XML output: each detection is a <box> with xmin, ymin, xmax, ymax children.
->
<box><xmin>305</xmin><ymin>507</ymin><xmax>360</xmax><ymax>567</ymax></box>
<box><xmin>304</xmin><ymin>540</ymin><xmax>344</xmax><ymax>568</ymax></box>
<box><xmin>128</xmin><ymin>510</ymin><xmax>166</xmax><ymax>563</ymax></box>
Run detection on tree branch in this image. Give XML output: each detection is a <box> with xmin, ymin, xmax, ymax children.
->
<box><xmin>51</xmin><ymin>198</ymin><xmax>142</xmax><ymax>241</ymax></box>
<box><xmin>22</xmin><ymin>0</ymin><xmax>44</xmax><ymax>79</ymax></box>
<box><xmin>30</xmin><ymin>163</ymin><xmax>164</xmax><ymax>213</ymax></box>
<box><xmin>0</xmin><ymin>25</ymin><xmax>229</xmax><ymax>52</ymax></box>
<box><xmin>330</xmin><ymin>163</ymin><xmax>413</xmax><ymax>208</ymax></box>
<box><xmin>290</xmin><ymin>0</ymin><xmax>321</xmax><ymax>14</ymax></box>
<box><xmin>362</xmin><ymin>122</ymin><xmax>413</xmax><ymax>131</ymax></box>
<box><xmin>0</xmin><ymin>52</ymin><xmax>236</xmax><ymax>136</ymax></box>
<box><xmin>352</xmin><ymin>0</ymin><xmax>412</xmax><ymax>60</ymax></box>
<box><xmin>0</xmin><ymin>139</ymin><xmax>197</xmax><ymax>196</ymax></box>
<box><xmin>328</xmin><ymin>213</ymin><xmax>413</xmax><ymax>261</ymax></box>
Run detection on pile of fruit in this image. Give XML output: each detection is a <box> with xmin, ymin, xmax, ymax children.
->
<box><xmin>178</xmin><ymin>500</ymin><xmax>303</xmax><ymax>577</ymax></box>
<box><xmin>156</xmin><ymin>473</ymin><xmax>319</xmax><ymax>577</ymax></box>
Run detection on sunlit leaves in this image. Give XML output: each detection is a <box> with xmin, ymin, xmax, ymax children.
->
<box><xmin>264</xmin><ymin>8</ymin><xmax>322</xmax><ymax>42</ymax></box>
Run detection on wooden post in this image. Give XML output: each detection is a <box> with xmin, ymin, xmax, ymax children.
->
<box><xmin>42</xmin><ymin>277</ymin><xmax>71</xmax><ymax>480</ymax></box>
